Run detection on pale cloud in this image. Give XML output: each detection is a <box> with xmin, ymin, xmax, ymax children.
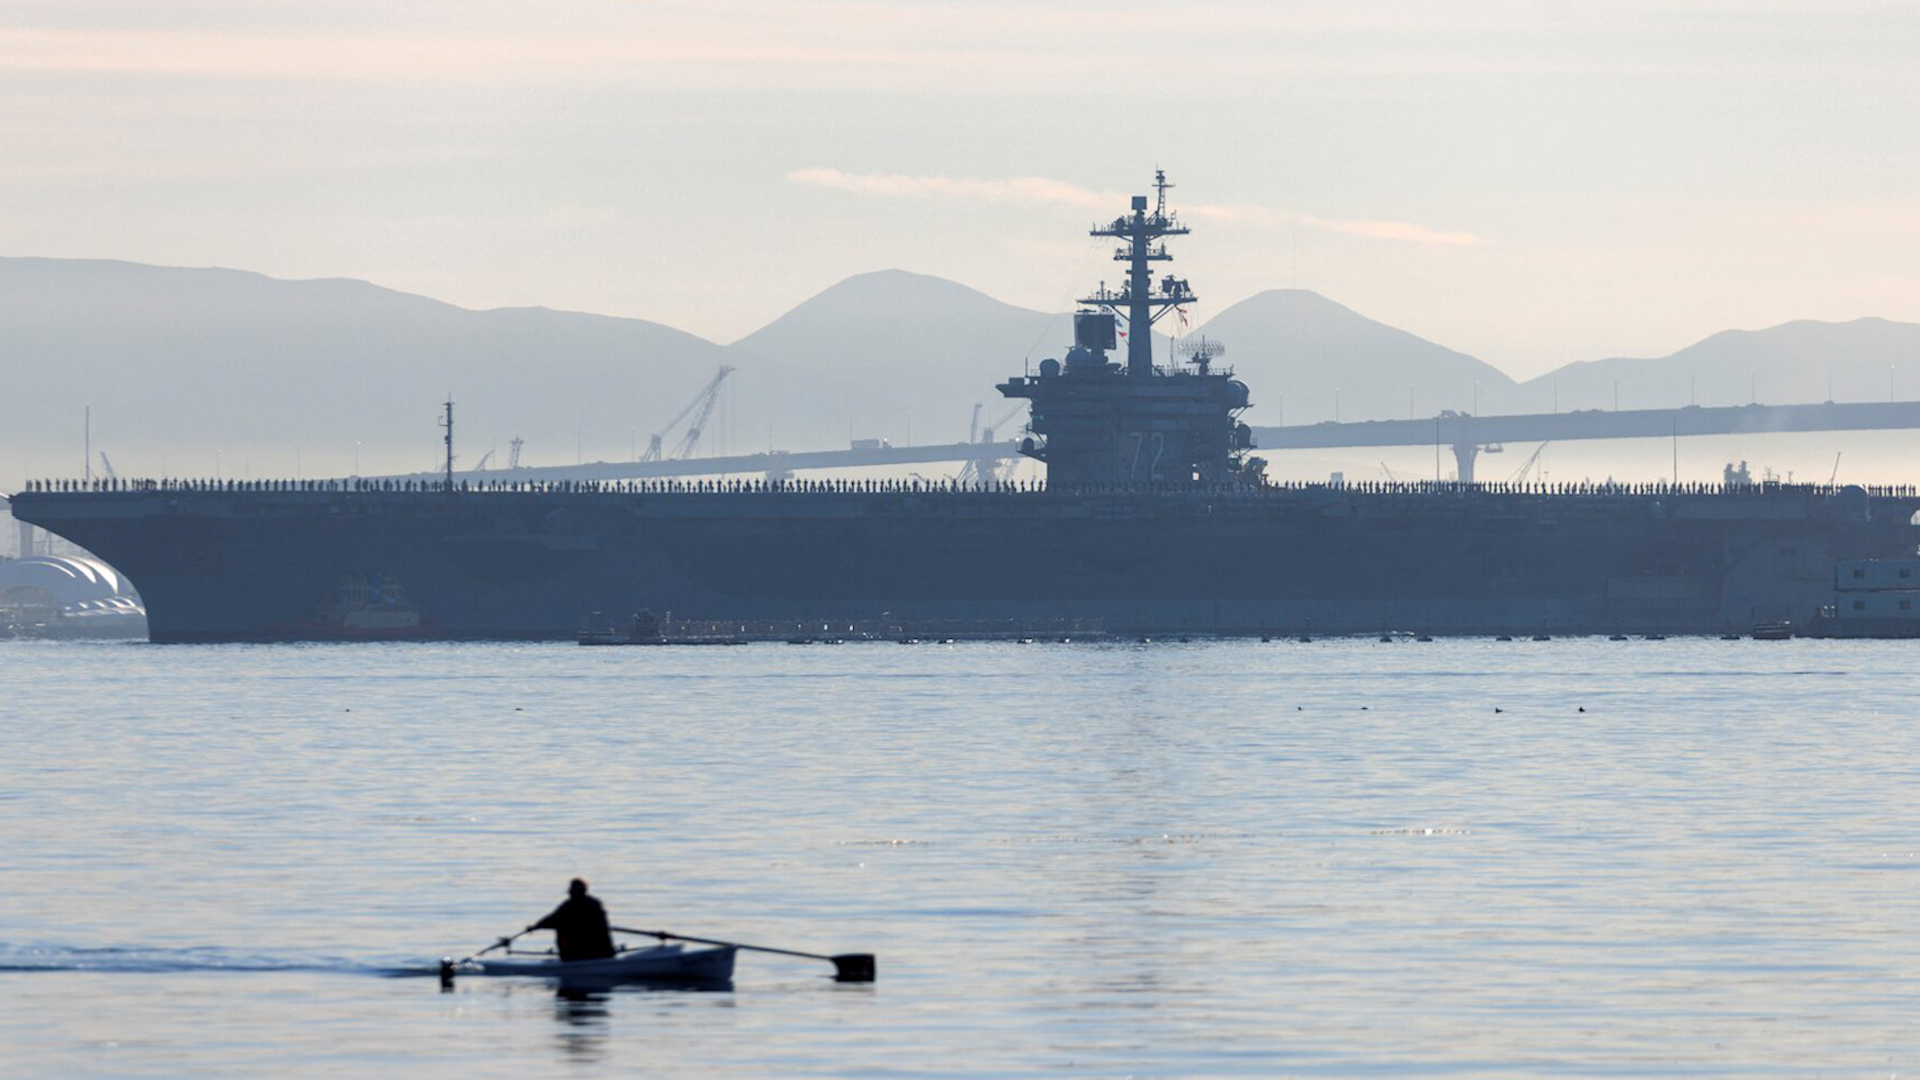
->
<box><xmin>1</xmin><ymin>3</ymin><xmax>1873</xmax><ymax>87</ymax></box>
<box><xmin>789</xmin><ymin>168</ymin><xmax>1481</xmax><ymax>247</ymax></box>
<box><xmin>0</xmin><ymin>26</ymin><xmax>935</xmax><ymax>81</ymax></box>
<box><xmin>0</xmin><ymin>26</ymin><xmax>1775</xmax><ymax>89</ymax></box>
<box><xmin>1183</xmin><ymin>204</ymin><xmax>1482</xmax><ymax>246</ymax></box>
<box><xmin>786</xmin><ymin>168</ymin><xmax>1119</xmax><ymax>211</ymax></box>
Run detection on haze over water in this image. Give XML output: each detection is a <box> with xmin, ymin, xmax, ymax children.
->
<box><xmin>3</xmin><ymin>638</ymin><xmax>1916</xmax><ymax>1077</ymax></box>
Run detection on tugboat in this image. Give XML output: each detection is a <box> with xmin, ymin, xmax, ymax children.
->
<box><xmin>296</xmin><ymin>572</ymin><xmax>431</xmax><ymax>639</ymax></box>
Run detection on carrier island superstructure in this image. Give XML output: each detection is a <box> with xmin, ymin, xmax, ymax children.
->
<box><xmin>12</xmin><ymin>174</ymin><xmax>1920</xmax><ymax>641</ymax></box>
<box><xmin>998</xmin><ymin>172</ymin><xmax>1260</xmax><ymax>487</ymax></box>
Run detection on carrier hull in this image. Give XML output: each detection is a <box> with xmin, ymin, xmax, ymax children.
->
<box><xmin>12</xmin><ymin>486</ymin><xmax>1915</xmax><ymax>642</ymax></box>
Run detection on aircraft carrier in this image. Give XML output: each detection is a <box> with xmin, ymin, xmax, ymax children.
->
<box><xmin>12</xmin><ymin>174</ymin><xmax>1920</xmax><ymax>641</ymax></box>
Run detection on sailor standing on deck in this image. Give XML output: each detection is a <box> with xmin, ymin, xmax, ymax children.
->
<box><xmin>528</xmin><ymin>878</ymin><xmax>618</xmax><ymax>961</ymax></box>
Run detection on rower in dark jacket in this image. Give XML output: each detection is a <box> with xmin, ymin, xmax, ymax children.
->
<box><xmin>528</xmin><ymin>878</ymin><xmax>617</xmax><ymax>961</ymax></box>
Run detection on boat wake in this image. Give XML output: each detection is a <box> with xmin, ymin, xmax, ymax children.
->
<box><xmin>0</xmin><ymin>943</ymin><xmax>422</xmax><ymax>977</ymax></box>
<box><xmin>0</xmin><ymin>944</ymin><xmax>739</xmax><ymax>985</ymax></box>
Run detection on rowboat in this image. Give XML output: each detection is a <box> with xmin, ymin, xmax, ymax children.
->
<box><xmin>439</xmin><ymin>926</ymin><xmax>870</xmax><ymax>987</ymax></box>
<box><xmin>446</xmin><ymin>943</ymin><xmax>737</xmax><ymax>984</ymax></box>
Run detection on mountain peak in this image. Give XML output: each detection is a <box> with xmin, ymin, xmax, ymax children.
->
<box><xmin>1204</xmin><ymin>288</ymin><xmax>1415</xmax><ymax>333</ymax></box>
<box><xmin>1233</xmin><ymin>287</ymin><xmax>1347</xmax><ymax>309</ymax></box>
<box><xmin>732</xmin><ymin>269</ymin><xmax>1038</xmax><ymax>351</ymax></box>
<box><xmin>1194</xmin><ymin>288</ymin><xmax>1518</xmax><ymax>422</ymax></box>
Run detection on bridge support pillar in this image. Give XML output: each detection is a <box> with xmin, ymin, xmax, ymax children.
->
<box><xmin>1452</xmin><ymin>443</ymin><xmax>1479</xmax><ymax>485</ymax></box>
<box><xmin>15</xmin><ymin>519</ymin><xmax>34</xmax><ymax>558</ymax></box>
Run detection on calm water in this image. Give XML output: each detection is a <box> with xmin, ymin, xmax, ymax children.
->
<box><xmin>1</xmin><ymin>638</ymin><xmax>1916</xmax><ymax>1078</ymax></box>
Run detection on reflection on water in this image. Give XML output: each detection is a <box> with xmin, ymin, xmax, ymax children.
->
<box><xmin>553</xmin><ymin>986</ymin><xmax>610</xmax><ymax>1062</ymax></box>
<box><xmin>547</xmin><ymin>979</ymin><xmax>740</xmax><ymax>1064</ymax></box>
<box><xmin>1</xmin><ymin>638</ymin><xmax>1918</xmax><ymax>1077</ymax></box>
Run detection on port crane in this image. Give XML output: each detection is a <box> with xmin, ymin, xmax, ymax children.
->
<box><xmin>979</xmin><ymin>403</ymin><xmax>1026</xmax><ymax>447</ymax></box>
<box><xmin>640</xmin><ymin>366</ymin><xmax>735</xmax><ymax>462</ymax></box>
<box><xmin>1507</xmin><ymin>442</ymin><xmax>1550</xmax><ymax>484</ymax></box>
<box><xmin>957</xmin><ymin>402</ymin><xmax>1027</xmax><ymax>486</ymax></box>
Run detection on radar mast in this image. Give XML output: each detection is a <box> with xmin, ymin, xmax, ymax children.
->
<box><xmin>1080</xmin><ymin>168</ymin><xmax>1195</xmax><ymax>377</ymax></box>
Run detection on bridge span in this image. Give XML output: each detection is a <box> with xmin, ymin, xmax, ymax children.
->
<box><xmin>391</xmin><ymin>400</ymin><xmax>1920</xmax><ymax>485</ymax></box>
<box><xmin>397</xmin><ymin>440</ymin><xmax>1023</xmax><ymax>485</ymax></box>
<box><xmin>1248</xmin><ymin>400</ymin><xmax>1920</xmax><ymax>483</ymax></box>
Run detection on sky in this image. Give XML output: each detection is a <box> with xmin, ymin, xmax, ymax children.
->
<box><xmin>3</xmin><ymin>0</ymin><xmax>1918</xmax><ymax>379</ymax></box>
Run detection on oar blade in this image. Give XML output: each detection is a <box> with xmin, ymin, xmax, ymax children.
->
<box><xmin>831</xmin><ymin>953</ymin><xmax>876</xmax><ymax>982</ymax></box>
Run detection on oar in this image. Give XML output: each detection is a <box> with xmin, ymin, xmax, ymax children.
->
<box><xmin>612</xmin><ymin>926</ymin><xmax>875</xmax><ymax>982</ymax></box>
<box><xmin>439</xmin><ymin>927</ymin><xmax>531</xmax><ymax>986</ymax></box>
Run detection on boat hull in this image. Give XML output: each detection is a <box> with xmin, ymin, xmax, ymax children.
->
<box><xmin>467</xmin><ymin>944</ymin><xmax>736</xmax><ymax>984</ymax></box>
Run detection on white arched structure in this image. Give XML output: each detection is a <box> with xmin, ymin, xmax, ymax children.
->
<box><xmin>0</xmin><ymin>555</ymin><xmax>147</xmax><ymax>637</ymax></box>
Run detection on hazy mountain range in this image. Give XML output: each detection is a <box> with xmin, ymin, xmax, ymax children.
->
<box><xmin>4</xmin><ymin>256</ymin><xmax>1918</xmax><ymax>479</ymax></box>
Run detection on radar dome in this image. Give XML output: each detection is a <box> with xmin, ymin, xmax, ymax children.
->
<box><xmin>1064</xmin><ymin>345</ymin><xmax>1103</xmax><ymax>371</ymax></box>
